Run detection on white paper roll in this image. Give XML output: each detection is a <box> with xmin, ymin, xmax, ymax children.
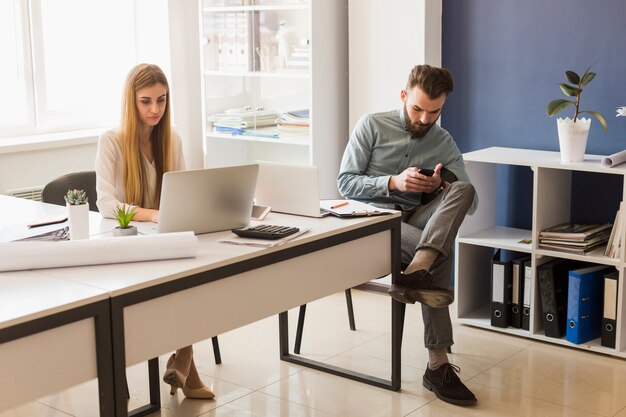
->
<box><xmin>601</xmin><ymin>150</ymin><xmax>626</xmax><ymax>167</ymax></box>
<box><xmin>0</xmin><ymin>232</ymin><xmax>198</xmax><ymax>272</ymax></box>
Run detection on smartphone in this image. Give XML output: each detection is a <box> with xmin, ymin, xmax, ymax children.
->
<box><xmin>419</xmin><ymin>168</ymin><xmax>434</xmax><ymax>177</ymax></box>
<box><xmin>251</xmin><ymin>204</ymin><xmax>271</xmax><ymax>220</ymax></box>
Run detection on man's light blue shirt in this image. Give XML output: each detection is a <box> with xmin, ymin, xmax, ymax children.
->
<box><xmin>338</xmin><ymin>108</ymin><xmax>476</xmax><ymax>212</ymax></box>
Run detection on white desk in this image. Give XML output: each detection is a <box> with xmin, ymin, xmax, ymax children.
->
<box><xmin>0</xmin><ymin>195</ymin><xmax>116</xmax><ymax>416</ymax></box>
<box><xmin>0</xmin><ymin>271</ymin><xmax>114</xmax><ymax>415</ymax></box>
<box><xmin>1</xmin><ymin>196</ymin><xmax>403</xmax><ymax>417</ymax></box>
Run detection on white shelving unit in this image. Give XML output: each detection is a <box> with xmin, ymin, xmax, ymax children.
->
<box><xmin>456</xmin><ymin>147</ymin><xmax>626</xmax><ymax>358</ymax></box>
<box><xmin>199</xmin><ymin>0</ymin><xmax>348</xmax><ymax>198</ymax></box>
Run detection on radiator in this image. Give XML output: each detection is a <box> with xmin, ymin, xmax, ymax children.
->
<box><xmin>6</xmin><ymin>186</ymin><xmax>44</xmax><ymax>201</ymax></box>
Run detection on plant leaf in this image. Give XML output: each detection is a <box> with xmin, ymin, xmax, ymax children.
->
<box><xmin>559</xmin><ymin>83</ymin><xmax>580</xmax><ymax>97</ymax></box>
<box><xmin>547</xmin><ymin>99</ymin><xmax>574</xmax><ymax>117</ymax></box>
<box><xmin>580</xmin><ymin>110</ymin><xmax>609</xmax><ymax>134</ymax></box>
<box><xmin>565</xmin><ymin>70</ymin><xmax>580</xmax><ymax>84</ymax></box>
<box><xmin>580</xmin><ymin>71</ymin><xmax>596</xmax><ymax>86</ymax></box>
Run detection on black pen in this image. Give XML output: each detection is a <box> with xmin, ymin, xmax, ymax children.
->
<box><xmin>27</xmin><ymin>217</ymin><xmax>68</xmax><ymax>228</ymax></box>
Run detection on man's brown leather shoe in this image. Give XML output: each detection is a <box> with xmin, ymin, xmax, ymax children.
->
<box><xmin>388</xmin><ymin>269</ymin><xmax>453</xmax><ymax>308</ymax></box>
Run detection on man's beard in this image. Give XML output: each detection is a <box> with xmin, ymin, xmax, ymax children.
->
<box><xmin>404</xmin><ymin>105</ymin><xmax>436</xmax><ymax>138</ymax></box>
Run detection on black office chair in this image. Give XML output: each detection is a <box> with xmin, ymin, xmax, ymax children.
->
<box><xmin>42</xmin><ymin>171</ymin><xmax>99</xmax><ymax>212</ymax></box>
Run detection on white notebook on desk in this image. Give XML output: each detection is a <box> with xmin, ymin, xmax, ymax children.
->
<box><xmin>320</xmin><ymin>200</ymin><xmax>395</xmax><ymax>218</ymax></box>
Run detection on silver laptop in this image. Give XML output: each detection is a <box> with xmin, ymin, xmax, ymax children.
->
<box><xmin>157</xmin><ymin>164</ymin><xmax>258</xmax><ymax>234</ymax></box>
<box><xmin>255</xmin><ymin>161</ymin><xmax>329</xmax><ymax>218</ymax></box>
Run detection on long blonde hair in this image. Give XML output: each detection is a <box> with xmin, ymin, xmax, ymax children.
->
<box><xmin>119</xmin><ymin>63</ymin><xmax>173</xmax><ymax>208</ymax></box>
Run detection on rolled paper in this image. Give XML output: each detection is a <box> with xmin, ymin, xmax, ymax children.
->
<box><xmin>0</xmin><ymin>232</ymin><xmax>198</xmax><ymax>272</ymax></box>
<box><xmin>601</xmin><ymin>150</ymin><xmax>626</xmax><ymax>168</ymax></box>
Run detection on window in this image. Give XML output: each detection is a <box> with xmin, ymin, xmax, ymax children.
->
<box><xmin>0</xmin><ymin>0</ymin><xmax>170</xmax><ymax>140</ymax></box>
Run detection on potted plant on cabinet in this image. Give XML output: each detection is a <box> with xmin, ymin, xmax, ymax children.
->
<box><xmin>64</xmin><ymin>189</ymin><xmax>89</xmax><ymax>240</ymax></box>
<box><xmin>112</xmin><ymin>204</ymin><xmax>137</xmax><ymax>237</ymax></box>
<box><xmin>546</xmin><ymin>65</ymin><xmax>608</xmax><ymax>163</ymax></box>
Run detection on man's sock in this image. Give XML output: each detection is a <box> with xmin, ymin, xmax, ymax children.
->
<box><xmin>428</xmin><ymin>347</ymin><xmax>449</xmax><ymax>370</ymax></box>
<box><xmin>404</xmin><ymin>248</ymin><xmax>439</xmax><ymax>275</ymax></box>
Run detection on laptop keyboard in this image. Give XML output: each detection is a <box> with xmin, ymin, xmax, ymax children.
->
<box><xmin>232</xmin><ymin>224</ymin><xmax>300</xmax><ymax>240</ymax></box>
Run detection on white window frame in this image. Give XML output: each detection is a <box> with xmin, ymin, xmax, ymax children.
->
<box><xmin>1</xmin><ymin>0</ymin><xmax>170</xmax><ymax>142</ymax></box>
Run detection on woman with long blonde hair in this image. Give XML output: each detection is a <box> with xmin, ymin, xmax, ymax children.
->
<box><xmin>95</xmin><ymin>63</ymin><xmax>214</xmax><ymax>399</ymax></box>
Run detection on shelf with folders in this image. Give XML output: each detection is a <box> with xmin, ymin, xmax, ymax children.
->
<box><xmin>456</xmin><ymin>147</ymin><xmax>626</xmax><ymax>358</ymax></box>
<box><xmin>199</xmin><ymin>0</ymin><xmax>348</xmax><ymax>198</ymax></box>
<box><xmin>201</xmin><ymin>3</ymin><xmax>310</xmax><ymax>74</ymax></box>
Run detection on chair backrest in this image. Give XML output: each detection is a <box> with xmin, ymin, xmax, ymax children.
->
<box><xmin>42</xmin><ymin>171</ymin><xmax>99</xmax><ymax>212</ymax></box>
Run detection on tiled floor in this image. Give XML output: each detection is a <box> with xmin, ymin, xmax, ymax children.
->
<box><xmin>4</xmin><ymin>289</ymin><xmax>626</xmax><ymax>416</ymax></box>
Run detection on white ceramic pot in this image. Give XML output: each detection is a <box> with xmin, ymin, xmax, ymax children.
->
<box><xmin>67</xmin><ymin>203</ymin><xmax>89</xmax><ymax>240</ymax></box>
<box><xmin>557</xmin><ymin>117</ymin><xmax>591</xmax><ymax>163</ymax></box>
<box><xmin>113</xmin><ymin>226</ymin><xmax>138</xmax><ymax>237</ymax></box>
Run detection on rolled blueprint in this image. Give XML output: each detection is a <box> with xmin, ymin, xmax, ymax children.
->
<box><xmin>0</xmin><ymin>231</ymin><xmax>198</xmax><ymax>272</ymax></box>
<box><xmin>601</xmin><ymin>150</ymin><xmax>626</xmax><ymax>168</ymax></box>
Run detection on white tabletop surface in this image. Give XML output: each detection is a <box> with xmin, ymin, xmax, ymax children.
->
<box><xmin>0</xmin><ymin>270</ymin><xmax>108</xmax><ymax>330</ymax></box>
<box><xmin>1</xmin><ymin>195</ymin><xmax>400</xmax><ymax>297</ymax></box>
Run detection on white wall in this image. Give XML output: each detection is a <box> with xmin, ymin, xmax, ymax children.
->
<box><xmin>0</xmin><ymin>141</ymin><xmax>97</xmax><ymax>195</ymax></box>
<box><xmin>348</xmin><ymin>0</ymin><xmax>442</xmax><ymax>130</ymax></box>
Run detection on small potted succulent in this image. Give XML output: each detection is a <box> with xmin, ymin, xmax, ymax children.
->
<box><xmin>546</xmin><ymin>65</ymin><xmax>608</xmax><ymax>163</ymax></box>
<box><xmin>65</xmin><ymin>189</ymin><xmax>89</xmax><ymax>240</ymax></box>
<box><xmin>112</xmin><ymin>204</ymin><xmax>138</xmax><ymax>237</ymax></box>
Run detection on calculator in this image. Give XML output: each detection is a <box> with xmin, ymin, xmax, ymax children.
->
<box><xmin>232</xmin><ymin>224</ymin><xmax>300</xmax><ymax>240</ymax></box>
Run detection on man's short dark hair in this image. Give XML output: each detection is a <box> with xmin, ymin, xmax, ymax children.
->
<box><xmin>406</xmin><ymin>65</ymin><xmax>454</xmax><ymax>99</ymax></box>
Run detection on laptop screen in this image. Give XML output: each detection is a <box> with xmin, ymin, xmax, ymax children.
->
<box><xmin>157</xmin><ymin>164</ymin><xmax>258</xmax><ymax>234</ymax></box>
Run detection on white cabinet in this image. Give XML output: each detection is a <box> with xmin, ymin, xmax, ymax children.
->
<box><xmin>199</xmin><ymin>0</ymin><xmax>348</xmax><ymax>198</ymax></box>
<box><xmin>456</xmin><ymin>147</ymin><xmax>626</xmax><ymax>358</ymax></box>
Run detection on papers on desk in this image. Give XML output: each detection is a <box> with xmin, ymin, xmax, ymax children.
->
<box><xmin>218</xmin><ymin>227</ymin><xmax>310</xmax><ymax>248</ymax></box>
<box><xmin>320</xmin><ymin>200</ymin><xmax>395</xmax><ymax>218</ymax></box>
<box><xmin>0</xmin><ymin>232</ymin><xmax>198</xmax><ymax>272</ymax></box>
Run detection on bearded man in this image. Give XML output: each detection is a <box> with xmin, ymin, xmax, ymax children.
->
<box><xmin>337</xmin><ymin>64</ymin><xmax>478</xmax><ymax>406</ymax></box>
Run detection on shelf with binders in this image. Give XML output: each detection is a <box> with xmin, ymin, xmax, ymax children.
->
<box><xmin>457</xmin><ymin>147</ymin><xmax>626</xmax><ymax>359</ymax></box>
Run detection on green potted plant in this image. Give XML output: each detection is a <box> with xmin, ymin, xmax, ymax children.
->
<box><xmin>546</xmin><ymin>65</ymin><xmax>608</xmax><ymax>163</ymax></box>
<box><xmin>112</xmin><ymin>204</ymin><xmax>138</xmax><ymax>236</ymax></box>
<box><xmin>64</xmin><ymin>189</ymin><xmax>89</xmax><ymax>240</ymax></box>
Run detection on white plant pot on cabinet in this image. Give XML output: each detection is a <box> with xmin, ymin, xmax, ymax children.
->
<box><xmin>67</xmin><ymin>203</ymin><xmax>89</xmax><ymax>240</ymax></box>
<box><xmin>557</xmin><ymin>117</ymin><xmax>591</xmax><ymax>163</ymax></box>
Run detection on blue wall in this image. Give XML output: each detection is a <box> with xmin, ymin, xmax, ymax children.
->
<box><xmin>442</xmin><ymin>0</ymin><xmax>626</xmax><ymax>155</ymax></box>
<box><xmin>441</xmin><ymin>0</ymin><xmax>626</xmax><ymax>228</ymax></box>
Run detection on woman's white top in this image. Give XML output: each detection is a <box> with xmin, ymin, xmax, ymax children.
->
<box><xmin>95</xmin><ymin>129</ymin><xmax>185</xmax><ymax>217</ymax></box>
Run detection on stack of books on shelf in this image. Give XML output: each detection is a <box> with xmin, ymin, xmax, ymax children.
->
<box><xmin>208</xmin><ymin>107</ymin><xmax>280</xmax><ymax>139</ymax></box>
<box><xmin>208</xmin><ymin>107</ymin><xmax>280</xmax><ymax>129</ymax></box>
<box><xmin>538</xmin><ymin>222</ymin><xmax>612</xmax><ymax>254</ymax></box>
<box><xmin>605</xmin><ymin>201</ymin><xmax>624</xmax><ymax>258</ymax></box>
<box><xmin>277</xmin><ymin>109</ymin><xmax>309</xmax><ymax>138</ymax></box>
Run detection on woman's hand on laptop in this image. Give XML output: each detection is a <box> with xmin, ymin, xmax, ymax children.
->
<box><xmin>133</xmin><ymin>207</ymin><xmax>160</xmax><ymax>223</ymax></box>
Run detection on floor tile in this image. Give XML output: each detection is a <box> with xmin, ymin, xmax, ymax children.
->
<box><xmin>0</xmin><ymin>401</ymin><xmax>72</xmax><ymax>417</ymax></box>
<box><xmin>203</xmin><ymin>391</ymin><xmax>337</xmax><ymax>417</ymax></box>
<box><xmin>260</xmin><ymin>365</ymin><xmax>433</xmax><ymax>417</ymax></box>
<box><xmin>470</xmin><ymin>342</ymin><xmax>626</xmax><ymax>416</ymax></box>
<box><xmin>405</xmin><ymin>381</ymin><xmax>603</xmax><ymax>417</ymax></box>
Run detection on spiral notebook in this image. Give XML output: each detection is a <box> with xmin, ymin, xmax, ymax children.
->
<box><xmin>319</xmin><ymin>200</ymin><xmax>395</xmax><ymax>218</ymax></box>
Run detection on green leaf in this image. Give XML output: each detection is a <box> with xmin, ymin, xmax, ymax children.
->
<box><xmin>559</xmin><ymin>83</ymin><xmax>580</xmax><ymax>97</ymax></box>
<box><xmin>580</xmin><ymin>71</ymin><xmax>596</xmax><ymax>86</ymax></box>
<box><xmin>580</xmin><ymin>110</ymin><xmax>609</xmax><ymax>134</ymax></box>
<box><xmin>546</xmin><ymin>99</ymin><xmax>575</xmax><ymax>117</ymax></box>
<box><xmin>565</xmin><ymin>70</ymin><xmax>580</xmax><ymax>84</ymax></box>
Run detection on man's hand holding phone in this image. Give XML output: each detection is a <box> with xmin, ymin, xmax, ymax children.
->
<box><xmin>389</xmin><ymin>163</ymin><xmax>443</xmax><ymax>193</ymax></box>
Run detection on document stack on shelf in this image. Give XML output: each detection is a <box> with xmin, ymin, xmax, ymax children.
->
<box><xmin>538</xmin><ymin>222</ymin><xmax>612</xmax><ymax>254</ymax></box>
<box><xmin>277</xmin><ymin>109</ymin><xmax>309</xmax><ymax>138</ymax></box>
<box><xmin>208</xmin><ymin>107</ymin><xmax>280</xmax><ymax>139</ymax></box>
